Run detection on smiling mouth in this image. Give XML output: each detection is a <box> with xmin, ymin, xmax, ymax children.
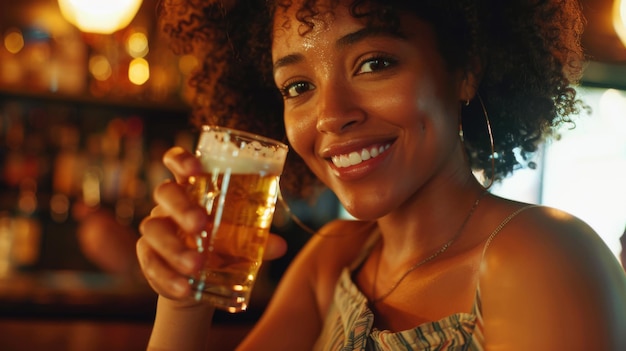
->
<box><xmin>331</xmin><ymin>144</ymin><xmax>391</xmax><ymax>168</ymax></box>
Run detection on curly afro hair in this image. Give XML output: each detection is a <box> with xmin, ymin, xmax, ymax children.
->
<box><xmin>157</xmin><ymin>0</ymin><xmax>586</xmax><ymax>197</ymax></box>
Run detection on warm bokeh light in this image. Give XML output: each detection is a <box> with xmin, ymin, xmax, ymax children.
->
<box><xmin>126</xmin><ymin>31</ymin><xmax>149</xmax><ymax>58</ymax></box>
<box><xmin>82</xmin><ymin>168</ymin><xmax>102</xmax><ymax>208</ymax></box>
<box><xmin>3</xmin><ymin>28</ymin><xmax>24</xmax><ymax>54</ymax></box>
<box><xmin>89</xmin><ymin>55</ymin><xmax>113</xmax><ymax>81</ymax></box>
<box><xmin>57</xmin><ymin>0</ymin><xmax>143</xmax><ymax>34</ymax></box>
<box><xmin>128</xmin><ymin>57</ymin><xmax>149</xmax><ymax>85</ymax></box>
<box><xmin>614</xmin><ymin>0</ymin><xmax>626</xmax><ymax>47</ymax></box>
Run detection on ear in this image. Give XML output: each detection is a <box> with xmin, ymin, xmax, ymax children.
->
<box><xmin>458</xmin><ymin>60</ymin><xmax>482</xmax><ymax>102</ymax></box>
<box><xmin>458</xmin><ymin>70</ymin><xmax>480</xmax><ymax>103</ymax></box>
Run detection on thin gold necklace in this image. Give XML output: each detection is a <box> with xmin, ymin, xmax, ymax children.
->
<box><xmin>370</xmin><ymin>191</ymin><xmax>487</xmax><ymax>304</ymax></box>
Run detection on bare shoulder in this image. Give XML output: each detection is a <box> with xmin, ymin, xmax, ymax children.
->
<box><xmin>479</xmin><ymin>204</ymin><xmax>626</xmax><ymax>350</ymax></box>
<box><xmin>482</xmin><ymin>205</ymin><xmax>623</xmax><ymax>277</ymax></box>
<box><xmin>274</xmin><ymin>218</ymin><xmax>376</xmax><ymax>296</ymax></box>
<box><xmin>306</xmin><ymin>219</ymin><xmax>378</xmax><ymax>258</ymax></box>
<box><xmin>298</xmin><ymin>219</ymin><xmax>377</xmax><ymax>283</ymax></box>
<box><xmin>239</xmin><ymin>219</ymin><xmax>377</xmax><ymax>349</ymax></box>
<box><xmin>283</xmin><ymin>219</ymin><xmax>376</xmax><ymax>310</ymax></box>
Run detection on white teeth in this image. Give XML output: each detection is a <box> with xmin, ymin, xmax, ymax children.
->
<box><xmin>348</xmin><ymin>152</ymin><xmax>361</xmax><ymax>165</ymax></box>
<box><xmin>360</xmin><ymin>149</ymin><xmax>371</xmax><ymax>161</ymax></box>
<box><xmin>338</xmin><ymin>154</ymin><xmax>350</xmax><ymax>167</ymax></box>
<box><xmin>370</xmin><ymin>147</ymin><xmax>379</xmax><ymax>158</ymax></box>
<box><xmin>331</xmin><ymin>144</ymin><xmax>390</xmax><ymax>168</ymax></box>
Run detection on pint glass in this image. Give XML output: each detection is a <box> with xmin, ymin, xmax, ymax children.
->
<box><xmin>183</xmin><ymin>125</ymin><xmax>288</xmax><ymax>313</ymax></box>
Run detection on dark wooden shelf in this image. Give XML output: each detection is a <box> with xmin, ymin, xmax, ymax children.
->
<box><xmin>0</xmin><ymin>86</ymin><xmax>191</xmax><ymax>115</ymax></box>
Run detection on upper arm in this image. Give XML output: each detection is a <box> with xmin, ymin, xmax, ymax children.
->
<box><xmin>480</xmin><ymin>207</ymin><xmax>626</xmax><ymax>351</ymax></box>
<box><xmin>238</xmin><ymin>220</ymin><xmax>374</xmax><ymax>350</ymax></box>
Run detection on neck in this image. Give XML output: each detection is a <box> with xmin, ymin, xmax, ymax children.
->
<box><xmin>375</xmin><ymin>178</ymin><xmax>485</xmax><ymax>263</ymax></box>
<box><xmin>370</xmin><ymin>185</ymin><xmax>487</xmax><ymax>304</ymax></box>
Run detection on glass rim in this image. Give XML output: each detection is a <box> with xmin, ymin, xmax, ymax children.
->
<box><xmin>201</xmin><ymin>125</ymin><xmax>288</xmax><ymax>150</ymax></box>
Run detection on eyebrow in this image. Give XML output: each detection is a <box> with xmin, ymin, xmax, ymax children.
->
<box><xmin>273</xmin><ymin>53</ymin><xmax>303</xmax><ymax>74</ymax></box>
<box><xmin>272</xmin><ymin>27</ymin><xmax>403</xmax><ymax>74</ymax></box>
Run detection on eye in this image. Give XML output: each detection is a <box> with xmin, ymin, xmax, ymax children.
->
<box><xmin>356</xmin><ymin>56</ymin><xmax>396</xmax><ymax>74</ymax></box>
<box><xmin>280</xmin><ymin>81</ymin><xmax>315</xmax><ymax>99</ymax></box>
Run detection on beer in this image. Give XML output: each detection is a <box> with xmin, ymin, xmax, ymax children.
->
<box><xmin>184</xmin><ymin>171</ymin><xmax>280</xmax><ymax>312</ymax></box>
<box><xmin>182</xmin><ymin>125</ymin><xmax>287</xmax><ymax>313</ymax></box>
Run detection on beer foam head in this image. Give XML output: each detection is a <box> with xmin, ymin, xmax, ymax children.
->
<box><xmin>196</xmin><ymin>127</ymin><xmax>287</xmax><ymax>174</ymax></box>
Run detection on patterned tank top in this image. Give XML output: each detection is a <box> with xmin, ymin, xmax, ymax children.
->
<box><xmin>313</xmin><ymin>206</ymin><xmax>535</xmax><ymax>351</ymax></box>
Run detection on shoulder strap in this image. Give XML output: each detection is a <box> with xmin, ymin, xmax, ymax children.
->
<box><xmin>473</xmin><ymin>205</ymin><xmax>539</xmax><ymax>319</ymax></box>
<box><xmin>482</xmin><ymin>205</ymin><xmax>540</xmax><ymax>255</ymax></box>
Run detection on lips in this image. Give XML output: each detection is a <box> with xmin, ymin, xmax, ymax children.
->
<box><xmin>331</xmin><ymin>144</ymin><xmax>391</xmax><ymax>168</ymax></box>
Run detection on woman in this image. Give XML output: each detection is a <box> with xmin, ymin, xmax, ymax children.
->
<box><xmin>137</xmin><ymin>0</ymin><xmax>626</xmax><ymax>349</ymax></box>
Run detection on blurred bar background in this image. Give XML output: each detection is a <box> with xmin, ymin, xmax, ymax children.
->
<box><xmin>0</xmin><ymin>0</ymin><xmax>625</xmax><ymax>350</ymax></box>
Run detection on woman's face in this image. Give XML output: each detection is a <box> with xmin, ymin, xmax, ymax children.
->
<box><xmin>272</xmin><ymin>1</ymin><xmax>472</xmax><ymax>220</ymax></box>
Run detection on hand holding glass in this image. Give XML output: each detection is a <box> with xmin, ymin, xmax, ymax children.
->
<box><xmin>182</xmin><ymin>125</ymin><xmax>288</xmax><ymax>313</ymax></box>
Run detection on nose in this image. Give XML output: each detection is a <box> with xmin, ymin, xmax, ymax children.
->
<box><xmin>315</xmin><ymin>80</ymin><xmax>365</xmax><ymax>134</ymax></box>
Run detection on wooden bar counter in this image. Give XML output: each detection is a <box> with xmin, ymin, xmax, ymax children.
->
<box><xmin>0</xmin><ymin>270</ymin><xmax>265</xmax><ymax>351</ymax></box>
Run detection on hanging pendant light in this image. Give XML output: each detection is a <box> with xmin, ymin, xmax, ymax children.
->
<box><xmin>614</xmin><ymin>0</ymin><xmax>626</xmax><ymax>47</ymax></box>
<box><xmin>58</xmin><ymin>0</ymin><xmax>143</xmax><ymax>34</ymax></box>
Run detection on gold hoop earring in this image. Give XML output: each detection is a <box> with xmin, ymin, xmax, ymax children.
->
<box><xmin>459</xmin><ymin>99</ymin><xmax>470</xmax><ymax>141</ymax></box>
<box><xmin>277</xmin><ymin>189</ymin><xmax>360</xmax><ymax>237</ymax></box>
<box><xmin>277</xmin><ymin>188</ymin><xmax>318</xmax><ymax>235</ymax></box>
<box><xmin>476</xmin><ymin>93</ymin><xmax>496</xmax><ymax>189</ymax></box>
<box><xmin>462</xmin><ymin>94</ymin><xmax>496</xmax><ymax>189</ymax></box>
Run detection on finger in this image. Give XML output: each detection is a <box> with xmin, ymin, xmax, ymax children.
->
<box><xmin>136</xmin><ymin>236</ymin><xmax>194</xmax><ymax>300</ymax></box>
<box><xmin>263</xmin><ymin>233</ymin><xmax>288</xmax><ymax>261</ymax></box>
<box><xmin>152</xmin><ymin>180</ymin><xmax>206</xmax><ymax>234</ymax></box>
<box><xmin>139</xmin><ymin>215</ymin><xmax>203</xmax><ymax>276</ymax></box>
<box><xmin>162</xmin><ymin>146</ymin><xmax>203</xmax><ymax>184</ymax></box>
<box><xmin>150</xmin><ymin>204</ymin><xmax>167</xmax><ymax>217</ymax></box>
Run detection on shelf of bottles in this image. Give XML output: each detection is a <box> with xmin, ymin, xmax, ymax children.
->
<box><xmin>0</xmin><ymin>88</ymin><xmax>192</xmax><ymax>273</ymax></box>
<box><xmin>0</xmin><ymin>0</ymin><xmax>200</xmax><ymax>275</ymax></box>
<box><xmin>0</xmin><ymin>90</ymin><xmax>194</xmax><ymax>275</ymax></box>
